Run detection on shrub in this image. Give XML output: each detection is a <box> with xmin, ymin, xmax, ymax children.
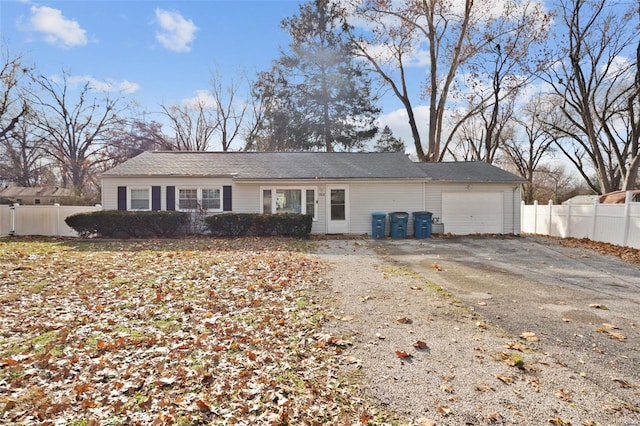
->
<box><xmin>65</xmin><ymin>210</ymin><xmax>189</xmax><ymax>238</ymax></box>
<box><xmin>205</xmin><ymin>213</ymin><xmax>312</xmax><ymax>238</ymax></box>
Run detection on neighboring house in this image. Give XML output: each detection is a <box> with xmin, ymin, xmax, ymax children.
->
<box><xmin>0</xmin><ymin>185</ymin><xmax>74</xmax><ymax>205</ymax></box>
<box><xmin>562</xmin><ymin>195</ymin><xmax>599</xmax><ymax>205</ymax></box>
<box><xmin>100</xmin><ymin>151</ymin><xmax>524</xmax><ymax>235</ymax></box>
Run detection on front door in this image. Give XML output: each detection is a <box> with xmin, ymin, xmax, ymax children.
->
<box><xmin>326</xmin><ymin>185</ymin><xmax>349</xmax><ymax>234</ymax></box>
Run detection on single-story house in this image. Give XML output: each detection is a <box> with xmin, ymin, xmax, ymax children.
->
<box><xmin>562</xmin><ymin>194</ymin><xmax>599</xmax><ymax>205</ymax></box>
<box><xmin>0</xmin><ymin>185</ymin><xmax>74</xmax><ymax>205</ymax></box>
<box><xmin>100</xmin><ymin>151</ymin><xmax>524</xmax><ymax>236</ymax></box>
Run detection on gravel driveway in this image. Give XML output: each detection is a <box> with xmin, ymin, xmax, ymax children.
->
<box><xmin>314</xmin><ymin>236</ymin><xmax>640</xmax><ymax>425</ymax></box>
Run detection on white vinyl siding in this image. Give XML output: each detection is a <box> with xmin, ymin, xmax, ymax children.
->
<box><xmin>349</xmin><ymin>182</ymin><xmax>424</xmax><ymax>235</ymax></box>
<box><xmin>101</xmin><ymin>177</ymin><xmax>232</xmax><ymax>211</ymax></box>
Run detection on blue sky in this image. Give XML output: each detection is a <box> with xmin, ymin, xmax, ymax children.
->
<box><xmin>1</xmin><ymin>0</ymin><xmax>307</xmax><ymax>118</ymax></box>
<box><xmin>3</xmin><ymin>0</ymin><xmax>634</xmax><ymax>157</ymax></box>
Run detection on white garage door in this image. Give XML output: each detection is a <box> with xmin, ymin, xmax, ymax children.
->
<box><xmin>442</xmin><ymin>192</ymin><xmax>503</xmax><ymax>235</ymax></box>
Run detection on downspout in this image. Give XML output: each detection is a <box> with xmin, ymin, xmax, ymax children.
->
<box><xmin>513</xmin><ymin>185</ymin><xmax>520</xmax><ymax>235</ymax></box>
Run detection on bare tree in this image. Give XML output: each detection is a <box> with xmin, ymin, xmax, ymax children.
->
<box><xmin>539</xmin><ymin>0</ymin><xmax>639</xmax><ymax>193</ymax></box>
<box><xmin>0</xmin><ymin>45</ymin><xmax>31</xmax><ymax>141</ymax></box>
<box><xmin>501</xmin><ymin>95</ymin><xmax>557</xmax><ymax>203</ymax></box>
<box><xmin>350</xmin><ymin>0</ymin><xmax>476</xmax><ymax>160</ymax></box>
<box><xmin>242</xmin><ymin>76</ymin><xmax>267</xmax><ymax>151</ymax></box>
<box><xmin>0</xmin><ymin>109</ymin><xmax>51</xmax><ymax>187</ymax></box>
<box><xmin>100</xmin><ymin>118</ymin><xmax>168</xmax><ymax>169</ymax></box>
<box><xmin>624</xmin><ymin>1</ymin><xmax>640</xmax><ymax>189</ymax></box>
<box><xmin>210</xmin><ymin>71</ymin><xmax>247</xmax><ymax>152</ymax></box>
<box><xmin>349</xmin><ymin>0</ymin><xmax>549</xmax><ymax>162</ymax></box>
<box><xmin>448</xmin><ymin>96</ymin><xmax>515</xmax><ymax>163</ymax></box>
<box><xmin>443</xmin><ymin>1</ymin><xmax>551</xmax><ymax>162</ymax></box>
<box><xmin>530</xmin><ymin>164</ymin><xmax>581</xmax><ymax>204</ymax></box>
<box><xmin>30</xmin><ymin>71</ymin><xmax>126</xmax><ymax>196</ymax></box>
<box><xmin>161</xmin><ymin>98</ymin><xmax>218</xmax><ymax>151</ymax></box>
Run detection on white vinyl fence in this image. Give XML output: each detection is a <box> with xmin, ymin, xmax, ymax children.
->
<box><xmin>0</xmin><ymin>204</ymin><xmax>102</xmax><ymax>237</ymax></box>
<box><xmin>521</xmin><ymin>193</ymin><xmax>640</xmax><ymax>249</ymax></box>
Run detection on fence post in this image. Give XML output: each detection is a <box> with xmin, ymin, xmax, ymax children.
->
<box><xmin>54</xmin><ymin>203</ymin><xmax>60</xmax><ymax>236</ymax></box>
<box><xmin>566</xmin><ymin>199</ymin><xmax>572</xmax><ymax>238</ymax></box>
<box><xmin>548</xmin><ymin>200</ymin><xmax>553</xmax><ymax>236</ymax></box>
<box><xmin>590</xmin><ymin>198</ymin><xmax>598</xmax><ymax>239</ymax></box>
<box><xmin>533</xmin><ymin>200</ymin><xmax>538</xmax><ymax>234</ymax></box>
<box><xmin>10</xmin><ymin>203</ymin><xmax>18</xmax><ymax>235</ymax></box>
<box><xmin>622</xmin><ymin>191</ymin><xmax>632</xmax><ymax>247</ymax></box>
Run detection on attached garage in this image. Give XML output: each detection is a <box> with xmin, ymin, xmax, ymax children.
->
<box><xmin>419</xmin><ymin>162</ymin><xmax>524</xmax><ymax>235</ymax></box>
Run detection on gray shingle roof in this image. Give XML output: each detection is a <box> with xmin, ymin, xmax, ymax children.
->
<box><xmin>101</xmin><ymin>152</ymin><xmax>524</xmax><ymax>183</ymax></box>
<box><xmin>0</xmin><ymin>186</ymin><xmax>74</xmax><ymax>198</ymax></box>
<box><xmin>416</xmin><ymin>161</ymin><xmax>525</xmax><ymax>183</ymax></box>
<box><xmin>101</xmin><ymin>151</ymin><xmax>428</xmax><ymax>180</ymax></box>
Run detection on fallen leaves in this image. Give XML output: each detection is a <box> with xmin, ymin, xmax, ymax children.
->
<box><xmin>437</xmin><ymin>404</ymin><xmax>452</xmax><ymax>416</ymax></box>
<box><xmin>520</xmin><ymin>332</ymin><xmax>539</xmax><ymax>342</ymax></box>
<box><xmin>555</xmin><ymin>388</ymin><xmax>572</xmax><ymax>402</ymax></box>
<box><xmin>495</xmin><ymin>374</ymin><xmax>515</xmax><ymax>384</ymax></box>
<box><xmin>395</xmin><ymin>350</ymin><xmax>412</xmax><ymax>359</ymax></box>
<box><xmin>504</xmin><ymin>341</ymin><xmax>527</xmax><ymax>352</ymax></box>
<box><xmin>611</xmin><ymin>377</ymin><xmax>637</xmax><ymax>388</ymax></box>
<box><xmin>0</xmin><ymin>238</ymin><xmax>377</xmax><ymax>424</ymax></box>
<box><xmin>588</xmin><ymin>303</ymin><xmax>609</xmax><ymax>310</ymax></box>
<box><xmin>594</xmin><ymin>323</ymin><xmax>627</xmax><ymax>340</ymax></box>
<box><xmin>413</xmin><ymin>340</ymin><xmax>429</xmax><ymax>350</ymax></box>
<box><xmin>548</xmin><ymin>416</ymin><xmax>571</xmax><ymax>425</ymax></box>
<box><xmin>432</xmin><ymin>263</ymin><xmax>444</xmax><ymax>271</ymax></box>
<box><xmin>559</xmin><ymin>237</ymin><xmax>640</xmax><ymax>264</ymax></box>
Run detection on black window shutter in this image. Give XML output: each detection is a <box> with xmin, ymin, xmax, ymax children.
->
<box><xmin>151</xmin><ymin>186</ymin><xmax>161</xmax><ymax>210</ymax></box>
<box><xmin>117</xmin><ymin>186</ymin><xmax>127</xmax><ymax>210</ymax></box>
<box><xmin>223</xmin><ymin>186</ymin><xmax>232</xmax><ymax>211</ymax></box>
<box><xmin>166</xmin><ymin>186</ymin><xmax>175</xmax><ymax>211</ymax></box>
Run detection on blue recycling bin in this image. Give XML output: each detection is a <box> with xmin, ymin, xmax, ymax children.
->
<box><xmin>413</xmin><ymin>211</ymin><xmax>433</xmax><ymax>238</ymax></box>
<box><xmin>371</xmin><ymin>212</ymin><xmax>386</xmax><ymax>239</ymax></box>
<box><xmin>389</xmin><ymin>212</ymin><xmax>409</xmax><ymax>239</ymax></box>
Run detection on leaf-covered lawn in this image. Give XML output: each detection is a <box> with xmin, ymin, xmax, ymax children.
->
<box><xmin>0</xmin><ymin>238</ymin><xmax>386</xmax><ymax>425</ymax></box>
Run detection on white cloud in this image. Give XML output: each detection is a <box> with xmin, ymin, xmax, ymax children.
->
<box><xmin>375</xmin><ymin>106</ymin><xmax>431</xmax><ymax>157</ymax></box>
<box><xmin>180</xmin><ymin>90</ymin><xmax>216</xmax><ymax>109</ymax></box>
<box><xmin>154</xmin><ymin>9</ymin><xmax>198</xmax><ymax>53</ymax></box>
<box><xmin>29</xmin><ymin>5</ymin><xmax>87</xmax><ymax>49</ymax></box>
<box><xmin>52</xmin><ymin>74</ymin><xmax>139</xmax><ymax>94</ymax></box>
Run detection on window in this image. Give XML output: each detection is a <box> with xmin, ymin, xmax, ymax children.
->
<box><xmin>276</xmin><ymin>189</ymin><xmax>301</xmax><ymax>213</ymax></box>
<box><xmin>261</xmin><ymin>186</ymin><xmax>317</xmax><ymax>220</ymax></box>
<box><xmin>34</xmin><ymin>199</ymin><xmax>41</xmax><ymax>205</ymax></box>
<box><xmin>306</xmin><ymin>189</ymin><xmax>315</xmax><ymax>218</ymax></box>
<box><xmin>201</xmin><ymin>189</ymin><xmax>221</xmax><ymax>210</ymax></box>
<box><xmin>178</xmin><ymin>189</ymin><xmax>198</xmax><ymax>210</ymax></box>
<box><xmin>263</xmin><ymin>189</ymin><xmax>272</xmax><ymax>214</ymax></box>
<box><xmin>177</xmin><ymin>187</ymin><xmax>222</xmax><ymax>211</ymax></box>
<box><xmin>130</xmin><ymin>188</ymin><xmax>150</xmax><ymax>210</ymax></box>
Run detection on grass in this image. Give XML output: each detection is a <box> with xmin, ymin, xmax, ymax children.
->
<box><xmin>0</xmin><ymin>237</ymin><xmax>405</xmax><ymax>425</ymax></box>
<box><xmin>381</xmin><ymin>264</ymin><xmax>454</xmax><ymax>298</ymax></box>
